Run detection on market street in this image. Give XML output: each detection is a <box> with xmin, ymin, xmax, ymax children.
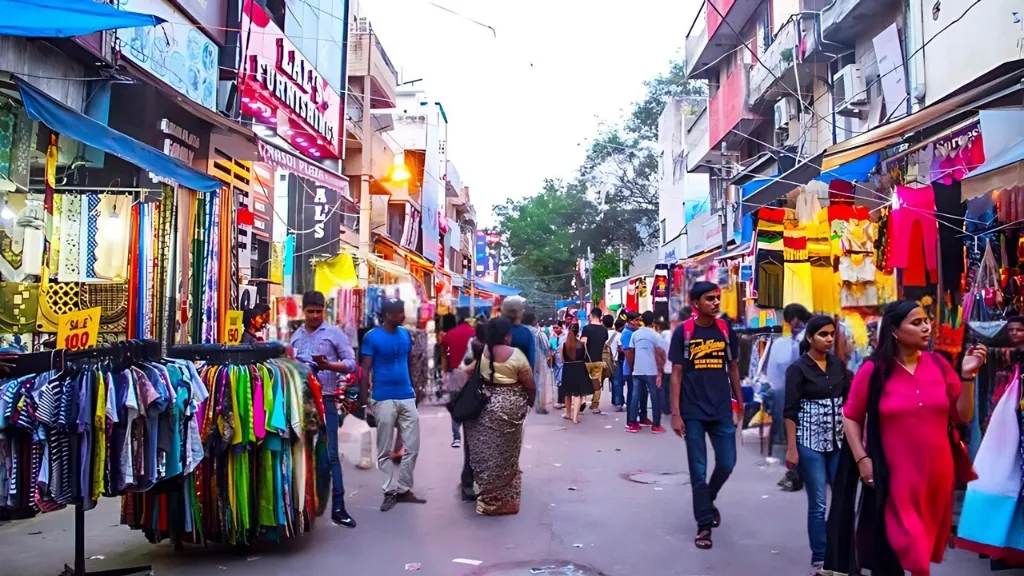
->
<box><xmin>0</xmin><ymin>403</ymin><xmax>987</xmax><ymax>576</ymax></box>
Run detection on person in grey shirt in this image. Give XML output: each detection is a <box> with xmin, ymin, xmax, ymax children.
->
<box><xmin>763</xmin><ymin>303</ymin><xmax>810</xmax><ymax>492</ymax></box>
<box><xmin>625</xmin><ymin>311</ymin><xmax>667</xmax><ymax>433</ymax></box>
<box><xmin>290</xmin><ymin>290</ymin><xmax>357</xmax><ymax>527</ymax></box>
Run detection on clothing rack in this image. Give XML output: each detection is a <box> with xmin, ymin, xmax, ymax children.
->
<box><xmin>6</xmin><ymin>341</ymin><xmax>161</xmax><ymax>576</ymax></box>
<box><xmin>165</xmin><ymin>343</ymin><xmax>286</xmax><ymax>364</ymax></box>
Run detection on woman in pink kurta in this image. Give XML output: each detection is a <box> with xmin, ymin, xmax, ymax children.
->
<box><xmin>842</xmin><ymin>300</ymin><xmax>985</xmax><ymax>576</ymax></box>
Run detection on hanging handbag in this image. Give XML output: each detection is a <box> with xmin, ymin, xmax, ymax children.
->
<box><xmin>447</xmin><ymin>361</ymin><xmax>489</xmax><ymax>423</ymax></box>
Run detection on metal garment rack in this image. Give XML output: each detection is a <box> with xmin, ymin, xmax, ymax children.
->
<box><xmin>7</xmin><ymin>341</ymin><xmax>160</xmax><ymax>576</ymax></box>
<box><xmin>165</xmin><ymin>342</ymin><xmax>286</xmax><ymax>364</ymax></box>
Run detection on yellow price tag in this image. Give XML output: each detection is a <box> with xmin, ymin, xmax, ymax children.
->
<box><xmin>57</xmin><ymin>307</ymin><xmax>101</xmax><ymax>351</ymax></box>
<box><xmin>224</xmin><ymin>310</ymin><xmax>244</xmax><ymax>345</ymax></box>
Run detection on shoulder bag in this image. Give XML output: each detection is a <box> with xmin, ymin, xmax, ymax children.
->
<box><xmin>447</xmin><ymin>360</ymin><xmax>489</xmax><ymax>423</ymax></box>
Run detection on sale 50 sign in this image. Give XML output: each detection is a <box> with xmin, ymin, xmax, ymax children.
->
<box><xmin>57</xmin><ymin>307</ymin><xmax>101</xmax><ymax>351</ymax></box>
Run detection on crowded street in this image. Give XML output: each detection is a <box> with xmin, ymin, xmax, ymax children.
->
<box><xmin>0</xmin><ymin>402</ymin><xmax>985</xmax><ymax>576</ymax></box>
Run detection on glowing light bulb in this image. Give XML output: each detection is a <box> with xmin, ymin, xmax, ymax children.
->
<box><xmin>100</xmin><ymin>206</ymin><xmax>123</xmax><ymax>242</ymax></box>
<box><xmin>388</xmin><ymin>152</ymin><xmax>411</xmax><ymax>183</ymax></box>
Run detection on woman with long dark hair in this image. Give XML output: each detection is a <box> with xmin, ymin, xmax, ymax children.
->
<box><xmin>784</xmin><ymin>315</ymin><xmax>849</xmax><ymax>570</ymax></box>
<box><xmin>560</xmin><ymin>328</ymin><xmax>591</xmax><ymax>423</ymax></box>
<box><xmin>464</xmin><ymin>317</ymin><xmax>535</xmax><ymax>515</ymax></box>
<box><xmin>841</xmin><ymin>300</ymin><xmax>987</xmax><ymax>575</ymax></box>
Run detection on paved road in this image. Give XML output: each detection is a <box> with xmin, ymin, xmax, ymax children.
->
<box><xmin>0</xmin><ymin>403</ymin><xmax>989</xmax><ymax>576</ymax></box>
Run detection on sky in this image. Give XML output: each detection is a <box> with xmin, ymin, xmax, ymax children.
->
<box><xmin>360</xmin><ymin>0</ymin><xmax>699</xmax><ymax>226</ymax></box>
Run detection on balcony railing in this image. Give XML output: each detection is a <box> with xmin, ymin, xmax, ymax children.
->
<box><xmin>348</xmin><ymin>19</ymin><xmax>398</xmax><ymax>108</ymax></box>
<box><xmin>747</xmin><ymin>17</ymin><xmax>800</xmax><ymax>108</ymax></box>
<box><xmin>684</xmin><ymin>5</ymin><xmax>709</xmax><ymax>78</ymax></box>
<box><xmin>709</xmin><ymin>67</ymin><xmax>750</xmax><ymax>146</ymax></box>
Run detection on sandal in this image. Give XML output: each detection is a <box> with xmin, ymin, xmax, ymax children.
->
<box><xmin>712</xmin><ymin>506</ymin><xmax>721</xmax><ymax>528</ymax></box>
<box><xmin>695</xmin><ymin>527</ymin><xmax>713</xmax><ymax>550</ymax></box>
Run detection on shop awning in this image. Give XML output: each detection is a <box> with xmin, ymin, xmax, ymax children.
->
<box><xmin>962</xmin><ymin>137</ymin><xmax>1024</xmax><ymax>200</ymax></box>
<box><xmin>473</xmin><ymin>278</ymin><xmax>521</xmax><ymax>297</ymax></box>
<box><xmin>740</xmin><ymin>153</ymin><xmax>824</xmax><ymax>215</ymax></box>
<box><xmin>1</xmin><ymin>0</ymin><xmax>163</xmax><ymax>37</ymax></box>
<box><xmin>16</xmin><ymin>77</ymin><xmax>221</xmax><ymax>192</ymax></box>
<box><xmin>814</xmin><ymin>152</ymin><xmax>879</xmax><ymax>185</ymax></box>
<box><xmin>556</xmin><ymin>298</ymin><xmax>579</xmax><ymax>309</ymax></box>
<box><xmin>608</xmin><ymin>276</ymin><xmax>631</xmax><ymax>290</ymax></box>
<box><xmin>821</xmin><ymin>72</ymin><xmax>1024</xmax><ymax>171</ymax></box>
<box><xmin>457</xmin><ymin>295</ymin><xmax>494</xmax><ymax>309</ymax></box>
<box><xmin>716</xmin><ymin>242</ymin><xmax>751</xmax><ymax>260</ymax></box>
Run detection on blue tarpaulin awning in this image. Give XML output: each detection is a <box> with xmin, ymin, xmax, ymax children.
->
<box><xmin>740</xmin><ymin>153</ymin><xmax>824</xmax><ymax>215</ymax></box>
<box><xmin>813</xmin><ymin>152</ymin><xmax>878</xmax><ymax>185</ymax></box>
<box><xmin>457</xmin><ymin>295</ymin><xmax>494</xmax><ymax>309</ymax></box>
<box><xmin>473</xmin><ymin>278</ymin><xmax>520</xmax><ymax>297</ymax></box>
<box><xmin>1</xmin><ymin>0</ymin><xmax>163</xmax><ymax>38</ymax></box>
<box><xmin>16</xmin><ymin>77</ymin><xmax>222</xmax><ymax>192</ymax></box>
<box><xmin>556</xmin><ymin>298</ymin><xmax>579</xmax><ymax>309</ymax></box>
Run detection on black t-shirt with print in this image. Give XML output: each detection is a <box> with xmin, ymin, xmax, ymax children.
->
<box><xmin>581</xmin><ymin>323</ymin><xmax>608</xmax><ymax>363</ymax></box>
<box><xmin>668</xmin><ymin>322</ymin><xmax>739</xmax><ymax>421</ymax></box>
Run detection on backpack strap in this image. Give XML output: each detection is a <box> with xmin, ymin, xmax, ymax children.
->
<box><xmin>681</xmin><ymin>319</ymin><xmax>695</xmax><ymax>360</ymax></box>
<box><xmin>714</xmin><ymin>318</ymin><xmax>733</xmax><ymax>362</ymax></box>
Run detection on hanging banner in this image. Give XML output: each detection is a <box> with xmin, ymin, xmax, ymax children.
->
<box><xmin>653</xmin><ymin>264</ymin><xmax>669</xmax><ymax>323</ymax></box>
<box><xmin>57</xmin><ymin>307</ymin><xmax>101</xmax><ymax>351</ymax></box>
<box><xmin>223</xmin><ymin>310</ymin><xmax>244</xmax><ymax>344</ymax></box>
<box><xmin>257</xmin><ymin>140</ymin><xmax>350</xmax><ymax>198</ymax></box>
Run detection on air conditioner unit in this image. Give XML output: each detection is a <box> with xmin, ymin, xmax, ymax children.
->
<box><xmin>834</xmin><ymin>64</ymin><xmax>868</xmax><ymax>106</ymax></box>
<box><xmin>774</xmin><ymin>97</ymin><xmax>796</xmax><ymax>131</ymax></box>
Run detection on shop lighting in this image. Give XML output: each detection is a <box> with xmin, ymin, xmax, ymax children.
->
<box><xmin>387</xmin><ymin>152</ymin><xmax>411</xmax><ymax>183</ymax></box>
<box><xmin>0</xmin><ymin>201</ymin><xmax>13</xmax><ymax>221</ymax></box>
<box><xmin>100</xmin><ymin>204</ymin><xmax>123</xmax><ymax>243</ymax></box>
<box><xmin>310</xmin><ymin>149</ymin><xmax>321</xmax><ymax>157</ymax></box>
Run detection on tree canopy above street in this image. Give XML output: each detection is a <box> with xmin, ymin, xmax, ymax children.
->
<box><xmin>496</xmin><ymin>60</ymin><xmax>706</xmax><ymax>299</ymax></box>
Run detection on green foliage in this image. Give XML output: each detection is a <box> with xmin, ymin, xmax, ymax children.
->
<box><xmin>495</xmin><ymin>60</ymin><xmax>705</xmax><ymax>300</ymax></box>
<box><xmin>591</xmin><ymin>251</ymin><xmax>631</xmax><ymax>300</ymax></box>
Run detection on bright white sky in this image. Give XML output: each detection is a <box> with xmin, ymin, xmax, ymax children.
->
<box><xmin>362</xmin><ymin>0</ymin><xmax>699</xmax><ymax>226</ymax></box>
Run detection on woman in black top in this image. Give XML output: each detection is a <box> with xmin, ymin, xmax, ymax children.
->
<box><xmin>784</xmin><ymin>315</ymin><xmax>849</xmax><ymax>570</ymax></box>
<box><xmin>560</xmin><ymin>329</ymin><xmax>591</xmax><ymax>423</ymax></box>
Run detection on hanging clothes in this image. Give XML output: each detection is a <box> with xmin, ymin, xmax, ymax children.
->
<box><xmin>120</xmin><ymin>357</ymin><xmax>328</xmax><ymax>546</ymax></box>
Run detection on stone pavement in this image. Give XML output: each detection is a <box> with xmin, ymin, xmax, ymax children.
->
<box><xmin>0</xmin><ymin>402</ymin><xmax>990</xmax><ymax>576</ymax></box>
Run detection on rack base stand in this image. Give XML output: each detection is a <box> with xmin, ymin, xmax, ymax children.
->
<box><xmin>58</xmin><ymin>505</ymin><xmax>152</xmax><ymax>576</ymax></box>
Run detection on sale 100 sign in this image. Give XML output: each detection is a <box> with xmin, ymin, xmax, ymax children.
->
<box><xmin>57</xmin><ymin>307</ymin><xmax>101</xmax><ymax>351</ymax></box>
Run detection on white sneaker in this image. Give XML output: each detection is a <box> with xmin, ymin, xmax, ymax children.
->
<box><xmin>452</xmin><ymin>439</ymin><xmax>462</xmax><ymax>448</ymax></box>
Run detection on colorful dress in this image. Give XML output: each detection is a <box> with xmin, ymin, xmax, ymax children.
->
<box><xmin>843</xmin><ymin>353</ymin><xmax>962</xmax><ymax>576</ymax></box>
<box><xmin>465</xmin><ymin>348</ymin><xmax>530</xmax><ymax>515</ymax></box>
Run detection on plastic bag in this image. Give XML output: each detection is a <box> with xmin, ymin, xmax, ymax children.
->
<box><xmin>966</xmin><ymin>238</ymin><xmax>1006</xmax><ymax>341</ymax></box>
<box><xmin>957</xmin><ymin>365</ymin><xmax>1024</xmax><ymax>551</ymax></box>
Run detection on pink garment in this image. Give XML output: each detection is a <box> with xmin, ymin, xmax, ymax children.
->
<box><xmin>252</xmin><ymin>366</ymin><xmax>266</xmax><ymax>440</ymax></box>
<box><xmin>888</xmin><ymin>185</ymin><xmax>938</xmax><ymax>273</ymax></box>
<box><xmin>844</xmin><ymin>353</ymin><xmax>963</xmax><ymax>576</ymax></box>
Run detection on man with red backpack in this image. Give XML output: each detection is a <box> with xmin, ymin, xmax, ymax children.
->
<box><xmin>668</xmin><ymin>281</ymin><xmax>742</xmax><ymax>552</ymax></box>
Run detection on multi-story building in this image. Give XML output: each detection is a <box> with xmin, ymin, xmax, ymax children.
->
<box><xmin>683</xmin><ymin>0</ymin><xmax>1024</xmax><ymax>224</ymax></box>
<box><xmin>657</xmin><ymin>97</ymin><xmax>712</xmax><ymax>262</ymax></box>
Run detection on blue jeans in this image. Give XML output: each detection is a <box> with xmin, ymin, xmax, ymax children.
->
<box><xmin>323</xmin><ymin>396</ymin><xmax>346</xmax><ymax>512</ymax></box>
<box><xmin>797</xmin><ymin>444</ymin><xmax>840</xmax><ymax>563</ymax></box>
<box><xmin>629</xmin><ymin>375</ymin><xmax>661</xmax><ymax>426</ymax></box>
<box><xmin>611</xmin><ymin>362</ymin><xmax>625</xmax><ymax>407</ymax></box>
<box><xmin>683</xmin><ymin>415</ymin><xmax>737</xmax><ymax>527</ymax></box>
<box><xmin>659</xmin><ymin>374</ymin><xmax>672</xmax><ymax>414</ymax></box>
<box><xmin>451</xmin><ymin>417</ymin><xmax>461</xmax><ymax>442</ymax></box>
<box><xmin>624</xmin><ymin>373</ymin><xmax>650</xmax><ymax>424</ymax></box>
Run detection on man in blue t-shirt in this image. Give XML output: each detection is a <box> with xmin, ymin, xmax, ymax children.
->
<box><xmin>668</xmin><ymin>281</ymin><xmax>742</xmax><ymax>551</ymax></box>
<box><xmin>359</xmin><ymin>298</ymin><xmax>426</xmax><ymax>512</ymax></box>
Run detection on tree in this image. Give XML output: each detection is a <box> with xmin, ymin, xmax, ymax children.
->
<box><xmin>626</xmin><ymin>60</ymin><xmax>707</xmax><ymax>141</ymax></box>
<box><xmin>591</xmin><ymin>250</ymin><xmax>631</xmax><ymax>304</ymax></box>
<box><xmin>493</xmin><ymin>179</ymin><xmax>599</xmax><ymax>296</ymax></box>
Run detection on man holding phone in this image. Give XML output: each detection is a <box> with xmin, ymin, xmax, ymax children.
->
<box><xmin>290</xmin><ymin>290</ymin><xmax>357</xmax><ymax>529</ymax></box>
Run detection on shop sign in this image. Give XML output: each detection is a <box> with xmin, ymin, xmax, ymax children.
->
<box><xmin>57</xmin><ymin>308</ymin><xmax>101</xmax><ymax>351</ymax></box>
<box><xmin>240</xmin><ymin>0</ymin><xmax>343</xmax><ymax>159</ymax></box>
<box><xmin>161</xmin><ymin>119</ymin><xmax>200</xmax><ymax>164</ymax></box>
<box><xmin>257</xmin><ymin>140</ymin><xmax>349</xmax><ymax>197</ymax></box>
<box><xmin>311</xmin><ymin>186</ymin><xmax>331</xmax><ymax>239</ymax></box>
<box><xmin>223</xmin><ymin>310</ymin><xmax>243</xmax><ymax>345</ymax></box>
<box><xmin>117</xmin><ymin>0</ymin><xmax>219</xmax><ymax>110</ymax></box>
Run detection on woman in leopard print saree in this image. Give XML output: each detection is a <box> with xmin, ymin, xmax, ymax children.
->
<box><xmin>465</xmin><ymin>318</ymin><xmax>536</xmax><ymax>515</ymax></box>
